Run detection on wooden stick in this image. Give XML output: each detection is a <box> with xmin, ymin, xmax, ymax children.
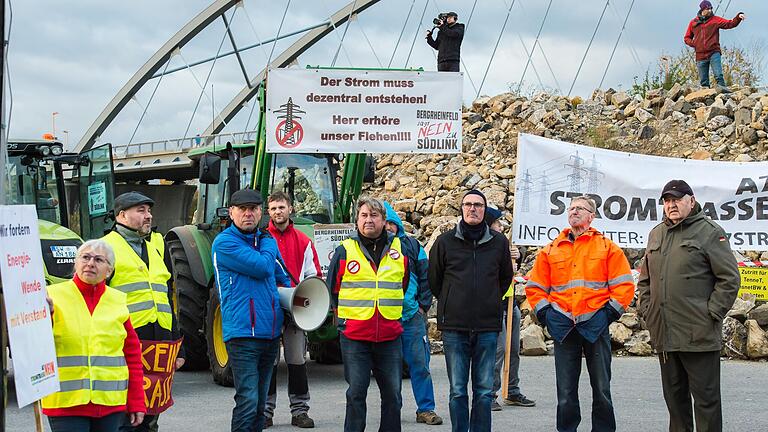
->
<box><xmin>33</xmin><ymin>400</ymin><xmax>45</xmax><ymax>432</ymax></box>
<box><xmin>500</xmin><ymin>297</ymin><xmax>514</xmax><ymax>400</ymax></box>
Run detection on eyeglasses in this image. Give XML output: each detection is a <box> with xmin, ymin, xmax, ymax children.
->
<box><xmin>568</xmin><ymin>206</ymin><xmax>594</xmax><ymax>214</ymax></box>
<box><xmin>462</xmin><ymin>202</ymin><xmax>484</xmax><ymax>209</ymax></box>
<box><xmin>78</xmin><ymin>254</ymin><xmax>110</xmax><ymax>266</ymax></box>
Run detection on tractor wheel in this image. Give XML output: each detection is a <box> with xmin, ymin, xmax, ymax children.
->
<box><xmin>206</xmin><ymin>287</ymin><xmax>234</xmax><ymax>387</ymax></box>
<box><xmin>168</xmin><ymin>238</ymin><xmax>209</xmax><ymax>370</ymax></box>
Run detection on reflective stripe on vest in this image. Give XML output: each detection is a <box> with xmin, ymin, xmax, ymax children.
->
<box><xmin>337</xmin><ymin>237</ymin><xmax>405</xmax><ymax>321</ymax></box>
<box><xmin>102</xmin><ymin>231</ymin><xmax>173</xmax><ymax>329</ymax></box>
<box><xmin>42</xmin><ymin>280</ymin><xmax>130</xmax><ymax>409</ymax></box>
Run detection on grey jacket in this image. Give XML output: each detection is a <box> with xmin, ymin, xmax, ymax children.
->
<box><xmin>637</xmin><ymin>204</ymin><xmax>740</xmax><ymax>352</ymax></box>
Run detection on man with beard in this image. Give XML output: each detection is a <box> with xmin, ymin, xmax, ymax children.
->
<box><xmin>103</xmin><ymin>192</ymin><xmax>184</xmax><ymax>432</ymax></box>
<box><xmin>264</xmin><ymin>191</ymin><xmax>321</xmax><ymax>429</ymax></box>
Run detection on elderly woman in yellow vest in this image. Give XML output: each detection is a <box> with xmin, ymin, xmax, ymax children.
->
<box><xmin>43</xmin><ymin>239</ymin><xmax>146</xmax><ymax>432</ymax></box>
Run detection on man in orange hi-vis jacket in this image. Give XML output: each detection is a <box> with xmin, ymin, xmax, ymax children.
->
<box><xmin>525</xmin><ymin>195</ymin><xmax>634</xmax><ymax>432</ymax></box>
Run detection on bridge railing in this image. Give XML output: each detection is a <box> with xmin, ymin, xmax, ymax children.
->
<box><xmin>111</xmin><ymin>130</ymin><xmax>259</xmax><ymax>159</ymax></box>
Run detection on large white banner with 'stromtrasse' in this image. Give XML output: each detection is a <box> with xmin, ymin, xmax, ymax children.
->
<box><xmin>266</xmin><ymin>68</ymin><xmax>463</xmax><ymax>154</ymax></box>
<box><xmin>512</xmin><ymin>133</ymin><xmax>768</xmax><ymax>250</ymax></box>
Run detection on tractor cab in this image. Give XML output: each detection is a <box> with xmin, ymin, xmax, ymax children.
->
<box><xmin>4</xmin><ymin>139</ymin><xmax>115</xmax><ymax>284</ymax></box>
<box><xmin>190</xmin><ymin>143</ymin><xmax>340</xmax><ymax>228</ymax></box>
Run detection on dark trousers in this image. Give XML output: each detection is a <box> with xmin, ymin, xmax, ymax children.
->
<box><xmin>658</xmin><ymin>351</ymin><xmax>722</xmax><ymax>432</ymax></box>
<box><xmin>49</xmin><ymin>413</ymin><xmax>125</xmax><ymax>432</ymax></box>
<box><xmin>340</xmin><ymin>334</ymin><xmax>403</xmax><ymax>432</ymax></box>
<box><xmin>554</xmin><ymin>328</ymin><xmax>615</xmax><ymax>432</ymax></box>
<box><xmin>119</xmin><ymin>414</ymin><xmax>158</xmax><ymax>432</ymax></box>
<box><xmin>438</xmin><ymin>61</ymin><xmax>460</xmax><ymax>72</ymax></box>
<box><xmin>227</xmin><ymin>337</ymin><xmax>280</xmax><ymax>432</ymax></box>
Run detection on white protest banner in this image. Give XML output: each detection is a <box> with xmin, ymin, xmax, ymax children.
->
<box><xmin>0</xmin><ymin>205</ymin><xmax>59</xmax><ymax>407</ymax></box>
<box><xmin>266</xmin><ymin>68</ymin><xmax>463</xmax><ymax>154</ymax></box>
<box><xmin>512</xmin><ymin>133</ymin><xmax>768</xmax><ymax>250</ymax></box>
<box><xmin>313</xmin><ymin>224</ymin><xmax>356</xmax><ymax>276</ymax></box>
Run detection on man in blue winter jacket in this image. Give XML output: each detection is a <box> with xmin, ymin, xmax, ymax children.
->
<box><xmin>383</xmin><ymin>202</ymin><xmax>443</xmax><ymax>426</ymax></box>
<box><xmin>212</xmin><ymin>188</ymin><xmax>291</xmax><ymax>432</ymax></box>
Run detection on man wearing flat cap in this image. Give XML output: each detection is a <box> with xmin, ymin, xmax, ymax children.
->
<box><xmin>637</xmin><ymin>180</ymin><xmax>739</xmax><ymax>432</ymax></box>
<box><xmin>211</xmin><ymin>189</ymin><xmax>291</xmax><ymax>432</ymax></box>
<box><xmin>104</xmin><ymin>192</ymin><xmax>183</xmax><ymax>431</ymax></box>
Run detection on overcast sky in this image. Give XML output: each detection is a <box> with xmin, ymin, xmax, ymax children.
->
<box><xmin>6</xmin><ymin>0</ymin><xmax>767</xmax><ymax>149</ymax></box>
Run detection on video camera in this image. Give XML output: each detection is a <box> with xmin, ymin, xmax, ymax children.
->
<box><xmin>432</xmin><ymin>11</ymin><xmax>457</xmax><ymax>28</ymax></box>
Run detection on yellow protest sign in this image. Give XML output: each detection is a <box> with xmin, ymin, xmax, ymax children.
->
<box><xmin>738</xmin><ymin>266</ymin><xmax>768</xmax><ymax>301</ymax></box>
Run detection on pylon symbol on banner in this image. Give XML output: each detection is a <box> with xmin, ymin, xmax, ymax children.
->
<box><xmin>274</xmin><ymin>97</ymin><xmax>306</xmax><ymax>149</ymax></box>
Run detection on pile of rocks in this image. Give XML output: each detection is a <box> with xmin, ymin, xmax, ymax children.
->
<box><xmin>363</xmin><ymin>84</ymin><xmax>768</xmax><ymax>359</ymax></box>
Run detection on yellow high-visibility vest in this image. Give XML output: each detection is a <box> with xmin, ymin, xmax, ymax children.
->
<box><xmin>337</xmin><ymin>237</ymin><xmax>405</xmax><ymax>321</ymax></box>
<box><xmin>42</xmin><ymin>280</ymin><xmax>130</xmax><ymax>409</ymax></box>
<box><xmin>102</xmin><ymin>231</ymin><xmax>173</xmax><ymax>330</ymax></box>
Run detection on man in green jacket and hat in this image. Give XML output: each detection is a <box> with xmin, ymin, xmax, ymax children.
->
<box><xmin>637</xmin><ymin>179</ymin><xmax>740</xmax><ymax>432</ymax></box>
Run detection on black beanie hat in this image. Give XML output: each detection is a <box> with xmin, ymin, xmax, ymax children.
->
<box><xmin>463</xmin><ymin>189</ymin><xmax>487</xmax><ymax>207</ymax></box>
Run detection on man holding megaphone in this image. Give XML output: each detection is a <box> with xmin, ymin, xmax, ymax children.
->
<box><xmin>264</xmin><ymin>191</ymin><xmax>322</xmax><ymax>429</ymax></box>
<box><xmin>327</xmin><ymin>196</ymin><xmax>411</xmax><ymax>432</ymax></box>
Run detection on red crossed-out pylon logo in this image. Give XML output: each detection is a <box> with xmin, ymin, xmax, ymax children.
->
<box><xmin>274</xmin><ymin>97</ymin><xmax>305</xmax><ymax>149</ymax></box>
<box><xmin>347</xmin><ymin>260</ymin><xmax>361</xmax><ymax>274</ymax></box>
<box><xmin>388</xmin><ymin>249</ymin><xmax>400</xmax><ymax>260</ymax></box>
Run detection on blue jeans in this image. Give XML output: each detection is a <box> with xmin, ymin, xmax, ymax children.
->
<box><xmin>493</xmin><ymin>305</ymin><xmax>522</xmax><ymax>399</ymax></box>
<box><xmin>340</xmin><ymin>334</ymin><xmax>403</xmax><ymax>432</ymax></box>
<box><xmin>227</xmin><ymin>337</ymin><xmax>280</xmax><ymax>432</ymax></box>
<box><xmin>401</xmin><ymin>312</ymin><xmax>437</xmax><ymax>413</ymax></box>
<box><xmin>442</xmin><ymin>330</ymin><xmax>498</xmax><ymax>432</ymax></box>
<box><xmin>697</xmin><ymin>52</ymin><xmax>725</xmax><ymax>87</ymax></box>
<box><xmin>49</xmin><ymin>413</ymin><xmax>125</xmax><ymax>432</ymax></box>
<box><xmin>554</xmin><ymin>328</ymin><xmax>615</xmax><ymax>432</ymax></box>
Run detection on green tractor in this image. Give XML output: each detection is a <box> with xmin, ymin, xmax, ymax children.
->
<box><xmin>166</xmin><ymin>85</ymin><xmax>372</xmax><ymax>386</ymax></box>
<box><xmin>4</xmin><ymin>139</ymin><xmax>116</xmax><ymax>284</ymax></box>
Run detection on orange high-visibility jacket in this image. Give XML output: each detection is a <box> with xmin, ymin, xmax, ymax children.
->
<box><xmin>525</xmin><ymin>228</ymin><xmax>634</xmax><ymax>324</ymax></box>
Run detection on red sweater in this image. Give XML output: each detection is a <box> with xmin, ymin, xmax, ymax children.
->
<box><xmin>267</xmin><ymin>220</ymin><xmax>322</xmax><ymax>285</ymax></box>
<box><xmin>44</xmin><ymin>275</ymin><xmax>146</xmax><ymax>418</ymax></box>
<box><xmin>684</xmin><ymin>13</ymin><xmax>742</xmax><ymax>61</ymax></box>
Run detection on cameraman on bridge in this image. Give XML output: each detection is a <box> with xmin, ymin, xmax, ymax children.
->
<box><xmin>426</xmin><ymin>12</ymin><xmax>464</xmax><ymax>72</ymax></box>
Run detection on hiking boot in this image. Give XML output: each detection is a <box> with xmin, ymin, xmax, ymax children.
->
<box><xmin>264</xmin><ymin>417</ymin><xmax>273</xmax><ymax>428</ymax></box>
<box><xmin>291</xmin><ymin>413</ymin><xmax>315</xmax><ymax>428</ymax></box>
<box><xmin>504</xmin><ymin>394</ymin><xmax>536</xmax><ymax>407</ymax></box>
<box><xmin>416</xmin><ymin>411</ymin><xmax>443</xmax><ymax>425</ymax></box>
<box><xmin>717</xmin><ymin>85</ymin><xmax>732</xmax><ymax>94</ymax></box>
<box><xmin>491</xmin><ymin>400</ymin><xmax>503</xmax><ymax>411</ymax></box>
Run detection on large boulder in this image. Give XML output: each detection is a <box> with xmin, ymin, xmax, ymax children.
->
<box><xmin>618</xmin><ymin>312</ymin><xmax>641</xmax><ymax>330</ymax></box>
<box><xmin>745</xmin><ymin>320</ymin><xmax>768</xmax><ymax>359</ymax></box>
<box><xmin>625</xmin><ymin>330</ymin><xmax>653</xmax><ymax>356</ymax></box>
<box><xmin>520</xmin><ymin>325</ymin><xmax>548</xmax><ymax>356</ymax></box>
<box><xmin>747</xmin><ymin>304</ymin><xmax>768</xmax><ymax>327</ymax></box>
<box><xmin>685</xmin><ymin>88</ymin><xmax>718</xmax><ymax>103</ymax></box>
<box><xmin>611</xmin><ymin>92</ymin><xmax>632</xmax><ymax>108</ymax></box>
<box><xmin>635</xmin><ymin>108</ymin><xmax>654</xmax><ymax>123</ymax></box>
<box><xmin>706</xmin><ymin>115</ymin><xmax>732</xmax><ymax>131</ymax></box>
<box><xmin>727</xmin><ymin>297</ymin><xmax>755</xmax><ymax>322</ymax></box>
<box><xmin>721</xmin><ymin>316</ymin><xmax>748</xmax><ymax>359</ymax></box>
<box><xmin>609</xmin><ymin>322</ymin><xmax>633</xmax><ymax>346</ymax></box>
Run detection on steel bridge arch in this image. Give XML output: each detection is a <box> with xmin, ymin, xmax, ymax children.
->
<box><xmin>75</xmin><ymin>0</ymin><xmax>381</xmax><ymax>153</ymax></box>
<box><xmin>201</xmin><ymin>0</ymin><xmax>380</xmax><ymax>137</ymax></box>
